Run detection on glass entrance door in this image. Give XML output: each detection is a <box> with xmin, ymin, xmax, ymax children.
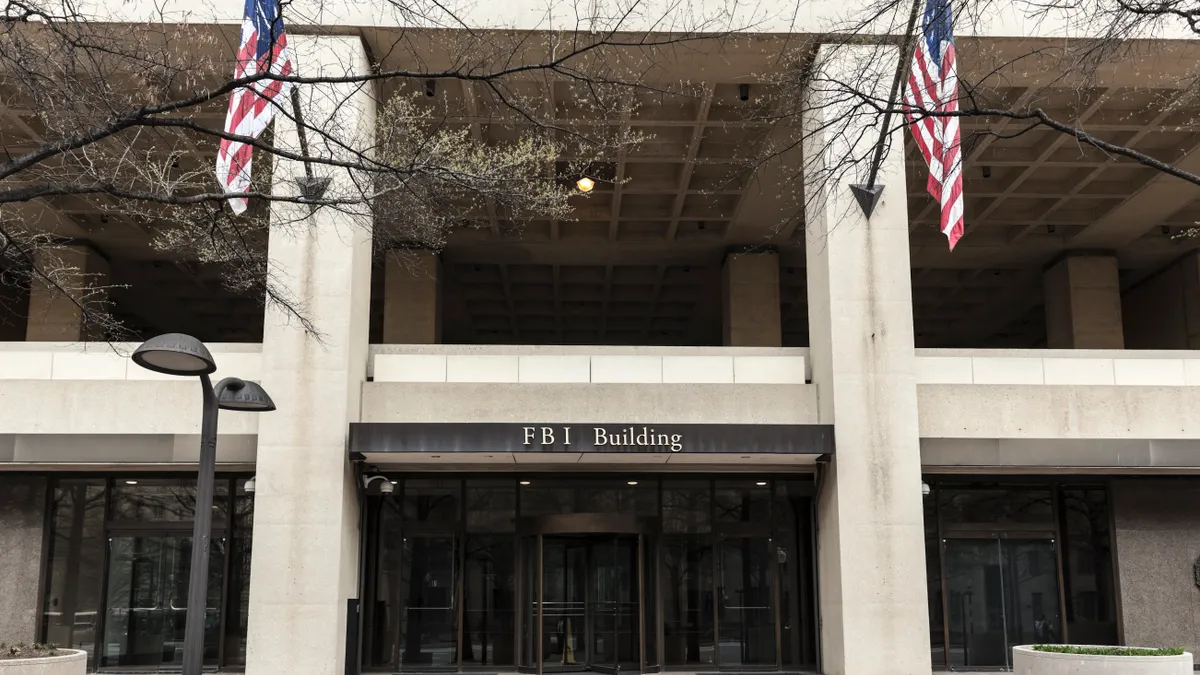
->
<box><xmin>522</xmin><ymin>531</ymin><xmax>644</xmax><ymax>674</ymax></box>
<box><xmin>588</xmin><ymin>536</ymin><xmax>639</xmax><ymax>674</ymax></box>
<box><xmin>716</xmin><ymin>537</ymin><xmax>776</xmax><ymax>667</ymax></box>
<box><xmin>100</xmin><ymin>533</ymin><xmax>223</xmax><ymax>668</ymax></box>
<box><xmin>943</xmin><ymin>538</ymin><xmax>1062</xmax><ymax>669</ymax></box>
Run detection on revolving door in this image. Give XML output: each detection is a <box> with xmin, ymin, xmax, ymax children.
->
<box><xmin>517</xmin><ymin>515</ymin><xmax>652</xmax><ymax>674</ymax></box>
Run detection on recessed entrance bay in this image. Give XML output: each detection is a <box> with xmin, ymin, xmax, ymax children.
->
<box><xmin>363</xmin><ymin>476</ymin><xmax>819</xmax><ymax>672</ymax></box>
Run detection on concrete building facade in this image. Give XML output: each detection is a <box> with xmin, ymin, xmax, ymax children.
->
<box><xmin>2</xmin><ymin>3</ymin><xmax>1200</xmax><ymax>675</ymax></box>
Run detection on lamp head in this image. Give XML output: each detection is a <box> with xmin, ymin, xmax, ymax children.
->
<box><xmin>132</xmin><ymin>333</ymin><xmax>216</xmax><ymax>376</ymax></box>
<box><xmin>215</xmin><ymin>378</ymin><xmax>276</xmax><ymax>412</ymax></box>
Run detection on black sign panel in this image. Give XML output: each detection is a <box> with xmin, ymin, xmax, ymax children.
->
<box><xmin>349</xmin><ymin>422</ymin><xmax>833</xmax><ymax>455</ymax></box>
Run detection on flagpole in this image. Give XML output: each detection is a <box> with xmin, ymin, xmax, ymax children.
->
<box><xmin>849</xmin><ymin>0</ymin><xmax>924</xmax><ymax>218</ymax></box>
<box><xmin>289</xmin><ymin>86</ymin><xmax>331</xmax><ymax>201</ymax></box>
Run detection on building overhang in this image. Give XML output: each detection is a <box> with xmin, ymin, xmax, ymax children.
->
<box><xmin>348</xmin><ymin>421</ymin><xmax>833</xmax><ymax>468</ymax></box>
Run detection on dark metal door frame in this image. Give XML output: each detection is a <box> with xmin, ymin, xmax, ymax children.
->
<box><xmin>520</xmin><ymin>517</ymin><xmax>650</xmax><ymax>675</ymax></box>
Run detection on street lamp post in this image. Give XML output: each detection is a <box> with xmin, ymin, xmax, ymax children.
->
<box><xmin>131</xmin><ymin>333</ymin><xmax>275</xmax><ymax>675</ymax></box>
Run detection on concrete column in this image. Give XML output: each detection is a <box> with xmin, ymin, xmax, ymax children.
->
<box><xmin>383</xmin><ymin>250</ymin><xmax>441</xmax><ymax>343</ymax></box>
<box><xmin>1122</xmin><ymin>251</ymin><xmax>1200</xmax><ymax>349</ymax></box>
<box><xmin>721</xmin><ymin>249</ymin><xmax>782</xmax><ymax>346</ymax></box>
<box><xmin>1044</xmin><ymin>253</ymin><xmax>1124</xmax><ymax>349</ymax></box>
<box><xmin>245</xmin><ymin>35</ymin><xmax>375</xmax><ymax>675</ymax></box>
<box><xmin>802</xmin><ymin>44</ymin><xmax>930</xmax><ymax>675</ymax></box>
<box><xmin>26</xmin><ymin>245</ymin><xmax>110</xmax><ymax>341</ymax></box>
<box><xmin>0</xmin><ymin>475</ymin><xmax>46</xmax><ymax>644</ymax></box>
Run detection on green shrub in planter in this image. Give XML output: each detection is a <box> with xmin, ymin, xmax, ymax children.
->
<box><xmin>1033</xmin><ymin>646</ymin><xmax>1185</xmax><ymax>657</ymax></box>
<box><xmin>0</xmin><ymin>645</ymin><xmax>60</xmax><ymax>661</ymax></box>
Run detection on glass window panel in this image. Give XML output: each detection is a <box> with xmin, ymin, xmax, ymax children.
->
<box><xmin>397</xmin><ymin>535</ymin><xmax>459</xmax><ymax>667</ymax></box>
<box><xmin>715</xmin><ymin>481</ymin><xmax>770</xmax><ymax>524</ymax></box>
<box><xmin>662</xmin><ymin>535</ymin><xmax>714</xmax><ymax>667</ymax></box>
<box><xmin>403</xmin><ymin>479</ymin><xmax>461</xmax><ymax>523</ymax></box>
<box><xmin>519</xmin><ymin>536</ymin><xmax>538</xmax><ymax>669</ymax></box>
<box><xmin>462</xmin><ymin>536</ymin><xmax>516</xmax><ymax>667</ymax></box>
<box><xmin>368</xmin><ymin>501</ymin><xmax>402</xmax><ymax>668</ymax></box>
<box><xmin>925</xmin><ymin>488</ymin><xmax>946</xmax><ymax>668</ymax></box>
<box><xmin>1060</xmin><ymin>488</ymin><xmax>1118</xmax><ymax>645</ymax></box>
<box><xmin>466</xmin><ymin>481</ymin><xmax>516</xmax><ymax>532</ymax></box>
<box><xmin>662</xmin><ymin>481</ymin><xmax>711</xmax><ymax>534</ymax></box>
<box><xmin>717</xmin><ymin>537</ymin><xmax>776</xmax><ymax>666</ymax></box>
<box><xmin>42</xmin><ymin>479</ymin><xmax>106</xmax><ymax>668</ymax></box>
<box><xmin>109</xmin><ymin>478</ymin><xmax>229</xmax><ymax>523</ymax></box>
<box><xmin>224</xmin><ymin>479</ymin><xmax>256</xmax><ymax>666</ymax></box>
<box><xmin>643</xmin><ymin>535</ymin><xmax>658</xmax><ymax>668</ymax></box>
<box><xmin>774</xmin><ymin>487</ymin><xmax>798</xmax><ymax>667</ymax></box>
<box><xmin>521</xmin><ymin>486</ymin><xmax>575</xmax><ymax>516</ymax></box>
<box><xmin>580</xmin><ymin>483</ymin><xmax>658</xmax><ymax>516</ymax></box>
<box><xmin>939</xmin><ymin>488</ymin><xmax>1054</xmax><ymax>525</ymax></box>
<box><xmin>233</xmin><ymin>478</ymin><xmax>254</xmax><ymax>532</ymax></box>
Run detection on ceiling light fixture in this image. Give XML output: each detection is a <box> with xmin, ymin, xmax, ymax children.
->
<box><xmin>125</xmin><ymin>479</ymin><xmax>138</xmax><ymax>485</ymax></box>
<box><xmin>756</xmin><ymin>481</ymin><xmax>768</xmax><ymax>487</ymax></box>
<box><xmin>520</xmin><ymin>480</ymin><xmax>532</xmax><ymax>486</ymax></box>
<box><xmin>627</xmin><ymin>481</ymin><xmax>639</xmax><ymax>486</ymax></box>
<box><xmin>576</xmin><ymin>176</ymin><xmax>595</xmax><ymax>193</ymax></box>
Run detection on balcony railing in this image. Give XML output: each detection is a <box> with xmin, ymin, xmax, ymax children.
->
<box><xmin>917</xmin><ymin>348</ymin><xmax>1200</xmax><ymax>386</ymax></box>
<box><xmin>368</xmin><ymin>345</ymin><xmax>810</xmax><ymax>384</ymax></box>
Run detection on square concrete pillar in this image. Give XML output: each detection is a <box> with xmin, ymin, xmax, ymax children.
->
<box><xmin>721</xmin><ymin>249</ymin><xmax>781</xmax><ymax>346</ymax></box>
<box><xmin>802</xmin><ymin>44</ymin><xmax>931</xmax><ymax>675</ymax></box>
<box><xmin>383</xmin><ymin>250</ymin><xmax>441</xmax><ymax>343</ymax></box>
<box><xmin>1044</xmin><ymin>254</ymin><xmax>1124</xmax><ymax>349</ymax></box>
<box><xmin>26</xmin><ymin>245</ymin><xmax>110</xmax><ymax>341</ymax></box>
<box><xmin>0</xmin><ymin>475</ymin><xmax>46</xmax><ymax>644</ymax></box>
<box><xmin>245</xmin><ymin>35</ymin><xmax>375</xmax><ymax>675</ymax></box>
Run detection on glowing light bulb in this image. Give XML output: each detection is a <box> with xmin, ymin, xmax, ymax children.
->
<box><xmin>576</xmin><ymin>176</ymin><xmax>595</xmax><ymax>192</ymax></box>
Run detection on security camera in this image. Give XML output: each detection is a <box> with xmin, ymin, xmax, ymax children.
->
<box><xmin>921</xmin><ymin>481</ymin><xmax>931</xmax><ymax>497</ymax></box>
<box><xmin>738</xmin><ymin>84</ymin><xmax>750</xmax><ymax>102</ymax></box>
<box><xmin>244</xmin><ymin>476</ymin><xmax>256</xmax><ymax>494</ymax></box>
<box><xmin>363</xmin><ymin>474</ymin><xmax>395</xmax><ymax>494</ymax></box>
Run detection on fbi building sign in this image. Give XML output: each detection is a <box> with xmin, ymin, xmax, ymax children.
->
<box><xmin>523</xmin><ymin>425</ymin><xmax>684</xmax><ymax>452</ymax></box>
<box><xmin>349</xmin><ymin>422</ymin><xmax>833</xmax><ymax>455</ymax></box>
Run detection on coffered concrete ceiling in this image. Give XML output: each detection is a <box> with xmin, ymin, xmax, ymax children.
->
<box><xmin>4</xmin><ymin>27</ymin><xmax>1200</xmax><ymax>346</ymax></box>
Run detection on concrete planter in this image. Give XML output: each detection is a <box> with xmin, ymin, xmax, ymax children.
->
<box><xmin>0</xmin><ymin>650</ymin><xmax>86</xmax><ymax>675</ymax></box>
<box><xmin>1013</xmin><ymin>645</ymin><xmax>1193</xmax><ymax>675</ymax></box>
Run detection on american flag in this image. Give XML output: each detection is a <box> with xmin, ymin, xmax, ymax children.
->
<box><xmin>903</xmin><ymin>0</ymin><xmax>964</xmax><ymax>250</ymax></box>
<box><xmin>216</xmin><ymin>0</ymin><xmax>294</xmax><ymax>214</ymax></box>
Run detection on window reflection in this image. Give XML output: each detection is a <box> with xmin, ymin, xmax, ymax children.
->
<box><xmin>42</xmin><ymin>480</ymin><xmax>106</xmax><ymax>667</ymax></box>
<box><xmin>939</xmin><ymin>488</ymin><xmax>1054</xmax><ymax>525</ymax></box>
<box><xmin>40</xmin><ymin>476</ymin><xmax>251</xmax><ymax>672</ymax></box>
<box><xmin>109</xmin><ymin>478</ymin><xmax>229</xmax><ymax>523</ymax></box>
<box><xmin>1061</xmin><ymin>488</ymin><xmax>1117</xmax><ymax>646</ymax></box>
<box><xmin>925</xmin><ymin>481</ymin><xmax>1118</xmax><ymax>669</ymax></box>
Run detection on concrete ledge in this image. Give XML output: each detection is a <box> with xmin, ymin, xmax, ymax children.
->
<box><xmin>0</xmin><ymin>650</ymin><xmax>86</xmax><ymax>675</ymax></box>
<box><xmin>362</xmin><ymin>382</ymin><xmax>820</xmax><ymax>424</ymax></box>
<box><xmin>919</xmin><ymin>384</ymin><xmax>1200</xmax><ymax>439</ymax></box>
<box><xmin>0</xmin><ymin>381</ymin><xmax>261</xmax><ymax>435</ymax></box>
<box><xmin>920</xmin><ymin>438</ymin><xmax>1200</xmax><ymax>469</ymax></box>
<box><xmin>1012</xmin><ymin>646</ymin><xmax>1192</xmax><ymax>675</ymax></box>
